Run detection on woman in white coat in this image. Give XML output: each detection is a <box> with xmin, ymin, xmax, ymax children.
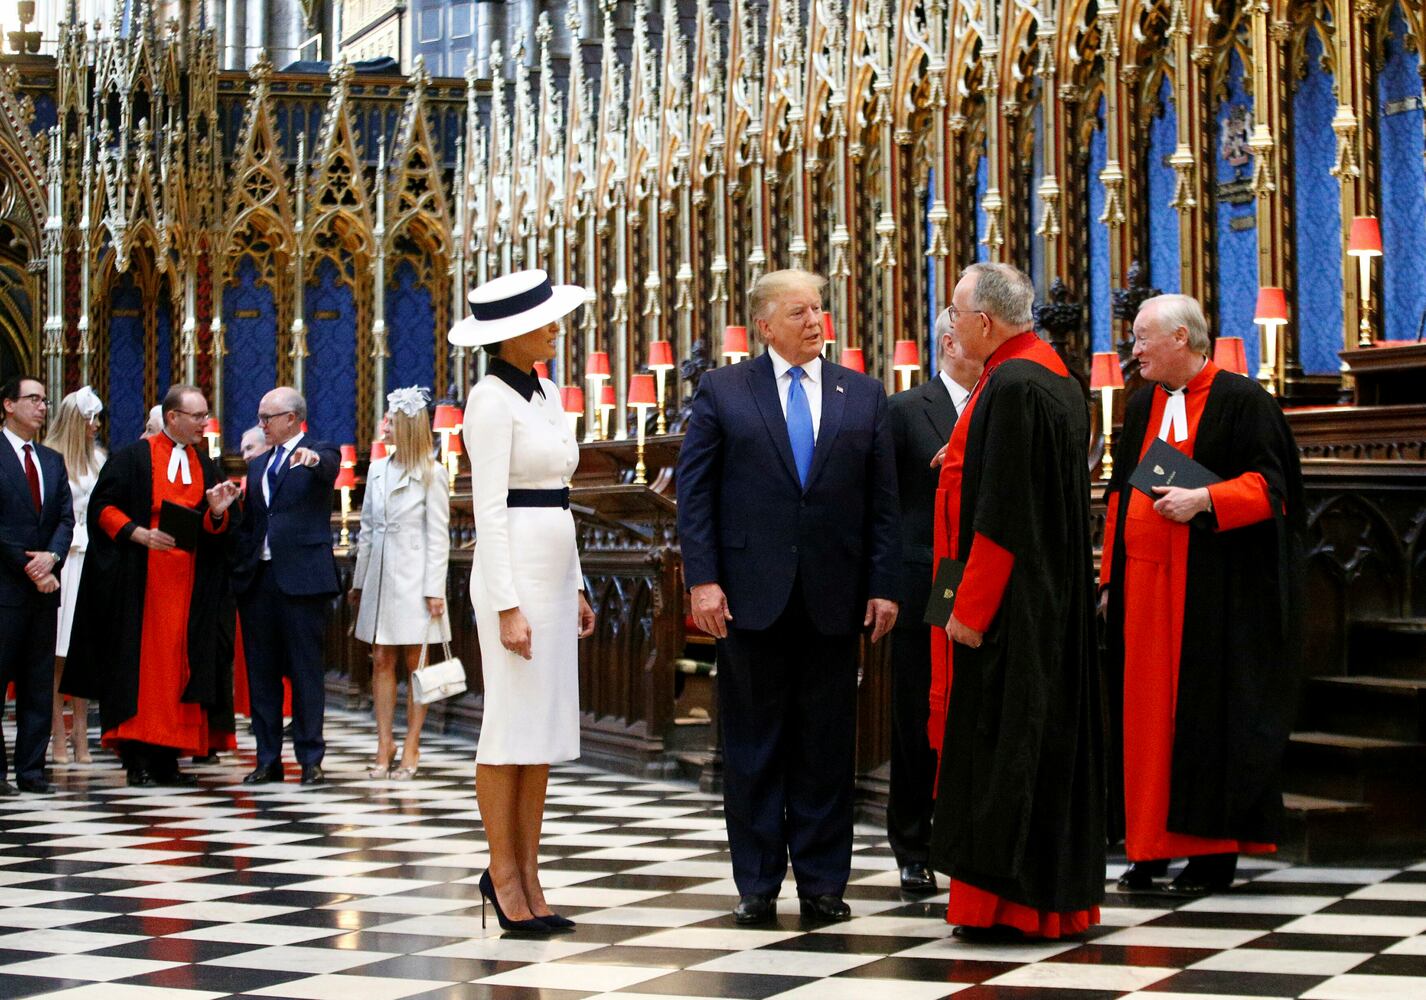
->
<box><xmin>349</xmin><ymin>386</ymin><xmax>450</xmax><ymax>779</ymax></box>
<box><xmin>451</xmin><ymin>270</ymin><xmax>596</xmax><ymax>933</ymax></box>
<box><xmin>44</xmin><ymin>386</ymin><xmax>106</xmax><ymax>763</ymax></box>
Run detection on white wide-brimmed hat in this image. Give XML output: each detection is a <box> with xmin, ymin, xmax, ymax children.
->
<box><xmin>448</xmin><ymin>269</ymin><xmax>587</xmax><ymax>347</ymax></box>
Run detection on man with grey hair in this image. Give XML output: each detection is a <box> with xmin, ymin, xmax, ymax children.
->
<box><xmin>927</xmin><ymin>262</ymin><xmax>1104</xmax><ymax>939</ymax></box>
<box><xmin>884</xmin><ymin>307</ymin><xmax>982</xmax><ymax>894</ymax></box>
<box><xmin>231</xmin><ymin>387</ymin><xmax>340</xmax><ymax>785</ymax></box>
<box><xmin>678</xmin><ymin>267</ymin><xmax>900</xmax><ymax>925</ymax></box>
<box><xmin>1101</xmin><ymin>293</ymin><xmax>1303</xmax><ymax>896</ymax></box>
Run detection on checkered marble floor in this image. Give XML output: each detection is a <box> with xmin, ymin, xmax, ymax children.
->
<box><xmin>0</xmin><ymin>711</ymin><xmax>1423</xmax><ymax>1000</ymax></box>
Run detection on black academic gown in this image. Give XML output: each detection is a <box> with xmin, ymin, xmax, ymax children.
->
<box><xmin>1104</xmin><ymin>370</ymin><xmax>1304</xmax><ymax>844</ymax></box>
<box><xmin>928</xmin><ymin>359</ymin><xmax>1105</xmax><ymax>914</ymax></box>
<box><xmin>61</xmin><ymin>440</ymin><xmax>236</xmax><ymax>738</ymax></box>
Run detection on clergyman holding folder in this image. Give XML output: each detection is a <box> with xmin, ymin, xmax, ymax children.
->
<box><xmin>64</xmin><ymin>385</ymin><xmax>241</xmax><ymax>787</ymax></box>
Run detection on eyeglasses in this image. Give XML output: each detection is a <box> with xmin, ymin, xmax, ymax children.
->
<box><xmin>257</xmin><ymin>410</ymin><xmax>294</xmax><ymax>425</ymax></box>
<box><xmin>175</xmin><ymin>409</ymin><xmax>210</xmax><ymax>421</ymax></box>
<box><xmin>17</xmin><ymin>394</ymin><xmax>49</xmax><ymax>406</ymax></box>
<box><xmin>946</xmin><ymin>307</ymin><xmax>987</xmax><ymax>323</ymax></box>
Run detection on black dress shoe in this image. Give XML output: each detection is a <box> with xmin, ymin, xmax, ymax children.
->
<box><xmin>0</xmin><ymin>779</ymin><xmax>15</xmax><ymax>796</ymax></box>
<box><xmin>16</xmin><ymin>777</ymin><xmax>49</xmax><ymax>794</ymax></box>
<box><xmin>161</xmin><ymin>770</ymin><xmax>198</xmax><ymax>787</ymax></box>
<box><xmin>733</xmin><ymin>894</ymin><xmax>776</xmax><ymax>925</ymax></box>
<box><xmin>243</xmin><ymin>763</ymin><xmax>283</xmax><ymax>784</ymax></box>
<box><xmin>1165</xmin><ymin>853</ymin><xmax>1237</xmax><ymax>896</ymax></box>
<box><xmin>1116</xmin><ymin>859</ymin><xmax>1170</xmax><ymax>892</ymax></box>
<box><xmin>300</xmin><ymin>764</ymin><xmax>325</xmax><ymax>785</ymax></box>
<box><xmin>899</xmin><ymin>863</ymin><xmax>938</xmax><ymax>894</ymax></box>
<box><xmin>127</xmin><ymin>768</ymin><xmax>160</xmax><ymax>788</ymax></box>
<box><xmin>191</xmin><ymin>753</ymin><xmax>221</xmax><ymax>765</ymax></box>
<box><xmin>953</xmin><ymin>923</ymin><xmax>1026</xmax><ymax>943</ymax></box>
<box><xmin>798</xmin><ymin>893</ymin><xmax>851</xmax><ymax>922</ymax></box>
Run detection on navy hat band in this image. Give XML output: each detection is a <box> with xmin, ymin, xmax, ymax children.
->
<box><xmin>470</xmin><ymin>278</ymin><xmax>553</xmax><ymax>321</ymax></box>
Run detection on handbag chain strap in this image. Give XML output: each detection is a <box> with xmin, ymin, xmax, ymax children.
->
<box><xmin>415</xmin><ymin>615</ymin><xmax>454</xmax><ymax>671</ymax></box>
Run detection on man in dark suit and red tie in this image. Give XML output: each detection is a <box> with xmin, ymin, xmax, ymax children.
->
<box><xmin>884</xmin><ymin>309</ymin><xmax>982</xmax><ymax>894</ymax></box>
<box><xmin>676</xmin><ymin>268</ymin><xmax>901</xmax><ymax>925</ymax></box>
<box><xmin>0</xmin><ymin>376</ymin><xmax>73</xmax><ymax>794</ymax></box>
<box><xmin>231</xmin><ymin>387</ymin><xmax>340</xmax><ymax>786</ymax></box>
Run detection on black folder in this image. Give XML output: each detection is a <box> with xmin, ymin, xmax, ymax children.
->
<box><xmin>159</xmin><ymin>500</ymin><xmax>202</xmax><ymax>551</ymax></box>
<box><xmin>1128</xmin><ymin>437</ymin><xmax>1222</xmax><ymax>499</ymax></box>
<box><xmin>922</xmin><ymin>558</ymin><xmax>966</xmax><ymax>627</ymax></box>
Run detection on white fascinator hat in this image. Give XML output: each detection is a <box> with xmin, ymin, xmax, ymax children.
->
<box><xmin>448</xmin><ymin>269</ymin><xmax>587</xmax><ymax>348</ymax></box>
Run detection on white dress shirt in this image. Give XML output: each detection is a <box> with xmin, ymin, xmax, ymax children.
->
<box><xmin>767</xmin><ymin>348</ymin><xmax>823</xmax><ymax>441</ymax></box>
<box><xmin>939</xmin><ymin>370</ymin><xmax>972</xmax><ymax>417</ymax></box>
<box><xmin>3</xmin><ymin>425</ymin><xmax>43</xmax><ymax>500</ymax></box>
<box><xmin>260</xmin><ymin>431</ymin><xmax>304</xmax><ymax>561</ymax></box>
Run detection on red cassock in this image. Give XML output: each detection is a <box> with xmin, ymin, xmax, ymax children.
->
<box><xmin>928</xmin><ymin>332</ymin><xmax>1099</xmax><ymax>938</ymax></box>
<box><xmin>1100</xmin><ymin>359</ymin><xmax>1276</xmax><ymax>862</ymax></box>
<box><xmin>232</xmin><ymin>618</ymin><xmax>292</xmax><ymax>718</ymax></box>
<box><xmin>96</xmin><ymin>434</ymin><xmax>235</xmax><ymax>755</ymax></box>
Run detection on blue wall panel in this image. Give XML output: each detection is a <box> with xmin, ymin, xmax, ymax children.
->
<box><xmin>1147</xmin><ymin>75</ymin><xmax>1181</xmax><ymax>294</ymax></box>
<box><xmin>306</xmin><ymin>258</ymin><xmax>358</xmax><ymax>444</ymax></box>
<box><xmin>974</xmin><ymin>153</ymin><xmax>989</xmax><ymax>263</ymax></box>
<box><xmin>222</xmin><ymin>255</ymin><xmax>279</xmax><ymax>444</ymax></box>
<box><xmin>1215</xmin><ymin>50</ymin><xmax>1260</xmax><ymax>373</ymax></box>
<box><xmin>1378</xmin><ymin>3</ymin><xmax>1426</xmax><ymax>342</ymax></box>
<box><xmin>107</xmin><ymin>273</ymin><xmax>144</xmax><ymax>445</ymax></box>
<box><xmin>1089</xmin><ymin>98</ymin><xmax>1111</xmax><ymax>353</ymax></box>
<box><xmin>1293</xmin><ymin>26</ymin><xmax>1344</xmax><ymax>375</ymax></box>
<box><xmin>387</xmin><ymin>259</ymin><xmax>436</xmax><ymax>396</ymax></box>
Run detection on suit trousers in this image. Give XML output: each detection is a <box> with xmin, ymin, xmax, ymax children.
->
<box><xmin>238</xmin><ymin>563</ymin><xmax>327</xmax><ymax>767</ymax></box>
<box><xmin>887</xmin><ymin>621</ymin><xmax>938</xmax><ymax>865</ymax></box>
<box><xmin>0</xmin><ymin>598</ymin><xmax>56</xmax><ymax>782</ymax></box>
<box><xmin>717</xmin><ymin>582</ymin><xmax>857</xmax><ymax>898</ymax></box>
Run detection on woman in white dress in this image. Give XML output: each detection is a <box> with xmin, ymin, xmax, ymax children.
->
<box><xmin>44</xmin><ymin>386</ymin><xmax>106</xmax><ymax>763</ymax></box>
<box><xmin>349</xmin><ymin>386</ymin><xmax>450</xmax><ymax>779</ymax></box>
<box><xmin>451</xmin><ymin>270</ymin><xmax>597</xmax><ymax>932</ymax></box>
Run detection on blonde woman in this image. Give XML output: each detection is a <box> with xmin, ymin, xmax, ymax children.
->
<box><xmin>349</xmin><ymin>386</ymin><xmax>450</xmax><ymax>779</ymax></box>
<box><xmin>44</xmin><ymin>386</ymin><xmax>106</xmax><ymax>764</ymax></box>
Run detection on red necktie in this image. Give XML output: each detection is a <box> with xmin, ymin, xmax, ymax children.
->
<box><xmin>23</xmin><ymin>443</ymin><xmax>41</xmax><ymax>512</ymax></box>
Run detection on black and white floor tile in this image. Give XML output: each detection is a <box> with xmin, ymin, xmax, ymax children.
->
<box><xmin>0</xmin><ymin>710</ymin><xmax>1423</xmax><ymax>999</ymax></box>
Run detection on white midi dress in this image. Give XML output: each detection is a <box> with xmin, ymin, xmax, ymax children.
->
<box><xmin>351</xmin><ymin>456</ymin><xmax>452</xmax><ymax>646</ymax></box>
<box><xmin>56</xmin><ymin>459</ymin><xmax>102</xmax><ymax>658</ymax></box>
<box><xmin>464</xmin><ymin>371</ymin><xmax>583</xmax><ymax>765</ymax></box>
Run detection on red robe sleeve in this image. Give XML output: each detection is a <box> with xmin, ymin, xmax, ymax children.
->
<box><xmin>98</xmin><ymin>505</ymin><xmax>134</xmax><ymax>541</ymax></box>
<box><xmin>1100</xmin><ymin>492</ymin><xmax>1120</xmax><ymax>589</ymax></box>
<box><xmin>953</xmin><ymin>531</ymin><xmax>1015</xmax><ymax>634</ymax></box>
<box><xmin>1208</xmin><ymin>471</ymin><xmax>1273</xmax><ymax>531</ymax></box>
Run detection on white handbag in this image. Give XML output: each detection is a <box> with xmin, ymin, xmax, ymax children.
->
<box><xmin>411</xmin><ymin>625</ymin><xmax>467</xmax><ymax>705</ymax></box>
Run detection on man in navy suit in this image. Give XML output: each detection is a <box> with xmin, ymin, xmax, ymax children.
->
<box><xmin>0</xmin><ymin>376</ymin><xmax>73</xmax><ymax>794</ymax></box>
<box><xmin>231</xmin><ymin>387</ymin><xmax>340</xmax><ymax>785</ymax></box>
<box><xmin>677</xmin><ymin>269</ymin><xmax>901</xmax><ymax>924</ymax></box>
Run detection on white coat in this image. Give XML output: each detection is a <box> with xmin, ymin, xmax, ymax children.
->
<box><xmin>352</xmin><ymin>455</ymin><xmax>452</xmax><ymax>646</ymax></box>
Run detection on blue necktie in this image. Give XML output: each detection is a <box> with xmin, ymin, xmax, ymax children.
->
<box><xmin>786</xmin><ymin>366</ymin><xmax>814</xmax><ymax>487</ymax></box>
<box><xmin>266</xmin><ymin>444</ymin><xmax>286</xmax><ymax>497</ymax></box>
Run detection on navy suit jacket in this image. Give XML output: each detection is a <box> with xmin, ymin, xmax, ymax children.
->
<box><xmin>231</xmin><ymin>438</ymin><xmax>341</xmax><ymax>598</ymax></box>
<box><xmin>0</xmin><ymin>438</ymin><xmax>73</xmax><ymax>608</ymax></box>
<box><xmin>676</xmin><ymin>352</ymin><xmax>901</xmax><ymax>635</ymax></box>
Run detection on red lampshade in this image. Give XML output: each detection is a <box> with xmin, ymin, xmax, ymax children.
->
<box><xmin>840</xmin><ymin>347</ymin><xmax>865</xmax><ymax>373</ymax></box>
<box><xmin>533</xmin><ymin>361</ymin><xmax>550</xmax><ymax>380</ymax></box>
<box><xmin>723</xmin><ymin>325</ymin><xmax>749</xmax><ymax>357</ymax></box>
<box><xmin>892</xmin><ymin>339</ymin><xmax>920</xmax><ymax>370</ymax></box>
<box><xmin>648</xmin><ymin>340</ymin><xmax>675</xmax><ymax>369</ymax></box>
<box><xmin>1089</xmin><ymin>352</ymin><xmax>1124</xmax><ymax>390</ymax></box>
<box><xmin>369</xmin><ymin>440</ymin><xmax>387</xmax><ymax>461</ymax></box>
<box><xmin>823</xmin><ymin>313</ymin><xmax>835</xmax><ymax>342</ymax></box>
<box><xmin>339</xmin><ymin>444</ymin><xmax>357</xmax><ymax>466</ymax></box>
<box><xmin>1348</xmin><ymin>216</ymin><xmax>1383</xmax><ymax>257</ymax></box>
<box><xmin>561</xmin><ymin>385</ymin><xmax>585</xmax><ymax>413</ymax></box>
<box><xmin>628</xmin><ymin>373</ymin><xmax>657</xmax><ymax>407</ymax></box>
<box><xmin>1212</xmin><ymin>336</ymin><xmax>1249</xmax><ymax>375</ymax></box>
<box><xmin>586</xmin><ymin>351</ymin><xmax>611</xmax><ymax>379</ymax></box>
<box><xmin>599</xmin><ymin>384</ymin><xmax>616</xmax><ymax>408</ymax></box>
<box><xmin>334</xmin><ymin>466</ymin><xmax>357</xmax><ymax>490</ymax></box>
<box><xmin>300</xmin><ymin>420</ymin><xmax>309</xmax><ymax>433</ymax></box>
<box><xmin>203</xmin><ymin>417</ymin><xmax>221</xmax><ymax>438</ymax></box>
<box><xmin>433</xmin><ymin>404</ymin><xmax>461</xmax><ymax>431</ymax></box>
<box><xmin>445</xmin><ymin>430</ymin><xmax>463</xmax><ymax>456</ymax></box>
<box><xmin>1254</xmin><ymin>286</ymin><xmax>1288</xmax><ymax>325</ymax></box>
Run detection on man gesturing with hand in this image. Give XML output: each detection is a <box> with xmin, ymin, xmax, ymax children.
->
<box><xmin>676</xmin><ymin>269</ymin><xmax>900</xmax><ymax>926</ymax></box>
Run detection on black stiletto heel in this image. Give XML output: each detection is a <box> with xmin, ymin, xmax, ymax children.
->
<box><xmin>539</xmin><ymin>911</ymin><xmax>576</xmax><ymax>930</ymax></box>
<box><xmin>479</xmin><ymin>870</ymin><xmax>549</xmax><ymax>933</ymax></box>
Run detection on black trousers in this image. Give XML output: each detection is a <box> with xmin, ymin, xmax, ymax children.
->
<box><xmin>237</xmin><ymin>564</ymin><xmax>328</xmax><ymax>767</ymax></box>
<box><xmin>717</xmin><ymin>584</ymin><xmax>857</xmax><ymax>898</ymax></box>
<box><xmin>887</xmin><ymin>624</ymin><xmax>938</xmax><ymax>866</ymax></box>
<box><xmin>0</xmin><ymin>599</ymin><xmax>55</xmax><ymax>783</ymax></box>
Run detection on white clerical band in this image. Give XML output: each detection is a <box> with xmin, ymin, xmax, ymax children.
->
<box><xmin>167</xmin><ymin>443</ymin><xmax>192</xmax><ymax>485</ymax></box>
<box><xmin>1158</xmin><ymin>389</ymin><xmax>1188</xmax><ymax>444</ymax></box>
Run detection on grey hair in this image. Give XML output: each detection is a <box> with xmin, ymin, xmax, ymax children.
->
<box><xmin>1140</xmin><ymin>294</ymin><xmax>1210</xmax><ymax>355</ymax></box>
<box><xmin>934</xmin><ymin>307</ymin><xmax>955</xmax><ymax>358</ymax></box>
<box><xmin>961</xmin><ymin>262</ymin><xmax>1035</xmax><ymax>327</ymax></box>
<box><xmin>271</xmin><ymin>386</ymin><xmax>309</xmax><ymax>421</ymax></box>
<box><xmin>749</xmin><ymin>268</ymin><xmax>827</xmax><ymax>326</ymax></box>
